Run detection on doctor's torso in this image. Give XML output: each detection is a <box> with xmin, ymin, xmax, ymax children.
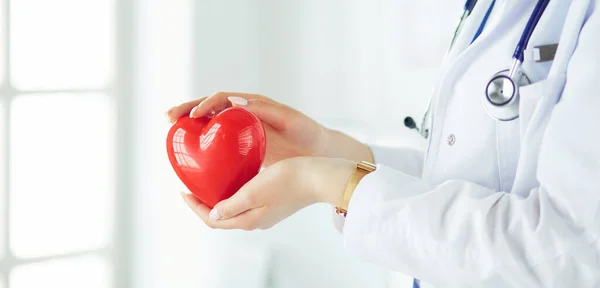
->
<box><xmin>345</xmin><ymin>1</ymin><xmax>598</xmax><ymax>286</ymax></box>
<box><xmin>423</xmin><ymin>0</ymin><xmax>573</xmax><ymax>194</ymax></box>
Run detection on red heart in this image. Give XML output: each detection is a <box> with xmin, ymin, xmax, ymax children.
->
<box><xmin>166</xmin><ymin>107</ymin><xmax>266</xmax><ymax>208</ymax></box>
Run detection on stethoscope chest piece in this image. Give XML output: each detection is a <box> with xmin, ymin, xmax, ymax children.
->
<box><xmin>483</xmin><ymin>69</ymin><xmax>531</xmax><ymax>121</ymax></box>
<box><xmin>481</xmin><ymin>0</ymin><xmax>550</xmax><ymax>121</ymax></box>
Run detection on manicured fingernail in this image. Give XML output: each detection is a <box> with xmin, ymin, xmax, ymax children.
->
<box><xmin>228</xmin><ymin>96</ymin><xmax>248</xmax><ymax>106</ymax></box>
<box><xmin>207</xmin><ymin>109</ymin><xmax>216</xmax><ymax>118</ymax></box>
<box><xmin>180</xmin><ymin>191</ymin><xmax>191</xmax><ymax>202</ymax></box>
<box><xmin>189</xmin><ymin>106</ymin><xmax>199</xmax><ymax>118</ymax></box>
<box><xmin>209</xmin><ymin>208</ymin><xmax>221</xmax><ymax>220</ymax></box>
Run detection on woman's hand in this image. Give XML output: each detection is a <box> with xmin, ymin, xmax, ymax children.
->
<box><xmin>166</xmin><ymin>92</ymin><xmax>328</xmax><ymax>167</ymax></box>
<box><xmin>181</xmin><ymin>157</ymin><xmax>356</xmax><ymax>230</ymax></box>
<box><xmin>165</xmin><ymin>92</ymin><xmax>373</xmax><ymax>166</ymax></box>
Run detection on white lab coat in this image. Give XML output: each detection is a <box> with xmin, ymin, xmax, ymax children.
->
<box><xmin>335</xmin><ymin>0</ymin><xmax>600</xmax><ymax>287</ymax></box>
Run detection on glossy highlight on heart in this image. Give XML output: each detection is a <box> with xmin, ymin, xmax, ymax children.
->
<box><xmin>166</xmin><ymin>107</ymin><xmax>266</xmax><ymax>208</ymax></box>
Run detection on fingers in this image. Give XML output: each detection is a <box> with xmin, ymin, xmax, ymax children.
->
<box><xmin>182</xmin><ymin>167</ymin><xmax>269</xmax><ymax>230</ymax></box>
<box><xmin>165</xmin><ymin>97</ymin><xmax>207</xmax><ymax>123</ymax></box>
<box><xmin>166</xmin><ymin>92</ymin><xmax>285</xmax><ymax>126</ymax></box>
<box><xmin>181</xmin><ymin>192</ymin><xmax>266</xmax><ymax>230</ymax></box>
<box><xmin>211</xmin><ymin>183</ymin><xmax>261</xmax><ymax>221</ymax></box>
<box><xmin>208</xmin><ymin>207</ymin><xmax>266</xmax><ymax>230</ymax></box>
<box><xmin>181</xmin><ymin>192</ymin><xmax>211</xmax><ymax>222</ymax></box>
<box><xmin>188</xmin><ymin>92</ymin><xmax>270</xmax><ymax>119</ymax></box>
<box><xmin>228</xmin><ymin>97</ymin><xmax>291</xmax><ymax>130</ymax></box>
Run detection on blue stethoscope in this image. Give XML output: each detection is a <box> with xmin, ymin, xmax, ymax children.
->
<box><xmin>411</xmin><ymin>1</ymin><xmax>551</xmax><ymax>286</ymax></box>
<box><xmin>405</xmin><ymin>0</ymin><xmax>551</xmax><ymax>140</ymax></box>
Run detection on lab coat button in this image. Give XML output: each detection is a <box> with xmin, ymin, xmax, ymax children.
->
<box><xmin>447</xmin><ymin>134</ymin><xmax>456</xmax><ymax>146</ymax></box>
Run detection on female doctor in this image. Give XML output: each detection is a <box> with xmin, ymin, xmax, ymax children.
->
<box><xmin>166</xmin><ymin>0</ymin><xmax>600</xmax><ymax>287</ymax></box>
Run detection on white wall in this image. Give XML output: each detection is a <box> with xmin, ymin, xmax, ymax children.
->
<box><xmin>133</xmin><ymin>1</ymin><xmax>462</xmax><ymax>288</ymax></box>
<box><xmin>252</xmin><ymin>0</ymin><xmax>461</xmax><ymax>148</ymax></box>
<box><xmin>132</xmin><ymin>0</ymin><xmax>197</xmax><ymax>287</ymax></box>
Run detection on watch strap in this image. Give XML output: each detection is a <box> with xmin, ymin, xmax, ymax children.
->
<box><xmin>336</xmin><ymin>161</ymin><xmax>376</xmax><ymax>216</ymax></box>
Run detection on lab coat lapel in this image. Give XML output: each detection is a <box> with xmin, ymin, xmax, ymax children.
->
<box><xmin>421</xmin><ymin>0</ymin><xmax>496</xmax><ymax>163</ymax></box>
<box><xmin>445</xmin><ymin>0</ymin><xmax>495</xmax><ymax>61</ymax></box>
<box><xmin>511</xmin><ymin>0</ymin><xmax>591</xmax><ymax>196</ymax></box>
<box><xmin>423</xmin><ymin>0</ymin><xmax>533</xmax><ymax>181</ymax></box>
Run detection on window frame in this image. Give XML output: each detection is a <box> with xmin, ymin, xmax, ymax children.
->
<box><xmin>0</xmin><ymin>0</ymin><xmax>134</xmax><ymax>287</ymax></box>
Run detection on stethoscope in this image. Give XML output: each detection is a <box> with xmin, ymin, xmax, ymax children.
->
<box><xmin>405</xmin><ymin>0</ymin><xmax>551</xmax><ymax>139</ymax></box>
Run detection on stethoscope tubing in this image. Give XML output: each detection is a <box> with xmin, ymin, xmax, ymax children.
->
<box><xmin>513</xmin><ymin>0</ymin><xmax>551</xmax><ymax>62</ymax></box>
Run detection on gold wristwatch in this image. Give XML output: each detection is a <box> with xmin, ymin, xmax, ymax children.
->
<box><xmin>335</xmin><ymin>161</ymin><xmax>377</xmax><ymax>217</ymax></box>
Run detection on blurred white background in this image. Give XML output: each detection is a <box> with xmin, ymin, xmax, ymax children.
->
<box><xmin>0</xmin><ymin>0</ymin><xmax>461</xmax><ymax>287</ymax></box>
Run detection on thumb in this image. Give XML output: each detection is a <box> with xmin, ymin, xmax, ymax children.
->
<box><xmin>228</xmin><ymin>96</ymin><xmax>290</xmax><ymax>129</ymax></box>
<box><xmin>210</xmin><ymin>187</ymin><xmax>259</xmax><ymax>221</ymax></box>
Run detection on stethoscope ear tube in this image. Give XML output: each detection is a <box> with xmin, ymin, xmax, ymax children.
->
<box><xmin>403</xmin><ymin>114</ymin><xmax>430</xmax><ymax>139</ymax></box>
<box><xmin>513</xmin><ymin>0</ymin><xmax>552</xmax><ymax>62</ymax></box>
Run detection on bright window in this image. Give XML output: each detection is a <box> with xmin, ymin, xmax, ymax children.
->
<box><xmin>0</xmin><ymin>0</ymin><xmax>5</xmax><ymax>85</ymax></box>
<box><xmin>9</xmin><ymin>0</ymin><xmax>114</xmax><ymax>90</ymax></box>
<box><xmin>0</xmin><ymin>0</ymin><xmax>118</xmax><ymax>287</ymax></box>
<box><xmin>9</xmin><ymin>94</ymin><xmax>114</xmax><ymax>259</ymax></box>
<box><xmin>0</xmin><ymin>102</ymin><xmax>5</xmax><ymax>261</ymax></box>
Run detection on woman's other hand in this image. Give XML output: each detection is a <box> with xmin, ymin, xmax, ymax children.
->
<box><xmin>181</xmin><ymin>157</ymin><xmax>355</xmax><ymax>230</ymax></box>
<box><xmin>165</xmin><ymin>92</ymin><xmax>373</xmax><ymax>165</ymax></box>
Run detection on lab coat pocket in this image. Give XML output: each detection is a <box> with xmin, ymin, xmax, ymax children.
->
<box><xmin>518</xmin><ymin>79</ymin><xmax>547</xmax><ymax>139</ymax></box>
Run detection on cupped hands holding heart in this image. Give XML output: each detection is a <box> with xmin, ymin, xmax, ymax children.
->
<box><xmin>165</xmin><ymin>92</ymin><xmax>373</xmax><ymax>230</ymax></box>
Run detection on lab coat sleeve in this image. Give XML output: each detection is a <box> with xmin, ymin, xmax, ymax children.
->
<box><xmin>343</xmin><ymin>4</ymin><xmax>600</xmax><ymax>287</ymax></box>
<box><xmin>369</xmin><ymin>144</ymin><xmax>424</xmax><ymax>178</ymax></box>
